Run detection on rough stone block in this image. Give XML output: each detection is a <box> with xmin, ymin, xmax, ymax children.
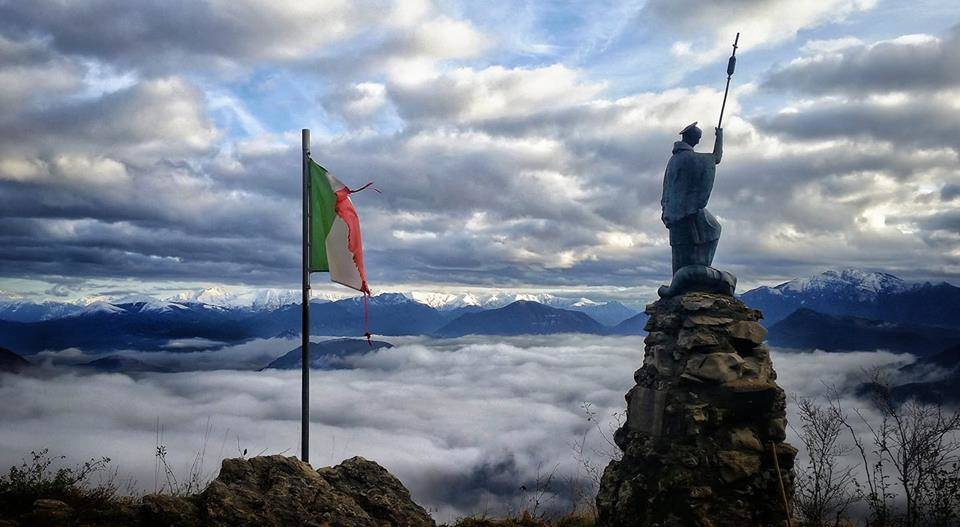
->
<box><xmin>679</xmin><ymin>294</ymin><xmax>717</xmax><ymax>312</ymax></box>
<box><xmin>728</xmin><ymin>320</ymin><xmax>767</xmax><ymax>346</ymax></box>
<box><xmin>684</xmin><ymin>315</ymin><xmax>734</xmax><ymax>327</ymax></box>
<box><xmin>767</xmin><ymin>417</ymin><xmax>787</xmax><ymax>442</ymax></box>
<box><xmin>729</xmin><ymin>428</ymin><xmax>763</xmax><ymax>452</ymax></box>
<box><xmin>740</xmin><ymin>356</ymin><xmax>771</xmax><ymax>381</ymax></box>
<box><xmin>644</xmin><ymin>331</ymin><xmax>668</xmax><ymax>345</ymax></box>
<box><xmin>684</xmin><ymin>352</ymin><xmax>744</xmax><ymax>383</ymax></box>
<box><xmin>717</xmin><ymin>451</ymin><xmax>761</xmax><ymax>482</ymax></box>
<box><xmin>677</xmin><ymin>328</ymin><xmax>720</xmax><ymax>349</ymax></box>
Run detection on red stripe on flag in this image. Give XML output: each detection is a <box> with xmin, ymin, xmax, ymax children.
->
<box><xmin>334</xmin><ymin>188</ymin><xmax>373</xmax><ymax>345</ymax></box>
<box><xmin>333</xmin><ymin>188</ymin><xmax>369</xmax><ymax>294</ymax></box>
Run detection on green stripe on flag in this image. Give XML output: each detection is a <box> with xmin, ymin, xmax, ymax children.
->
<box><xmin>308</xmin><ymin>159</ymin><xmax>337</xmax><ymax>272</ymax></box>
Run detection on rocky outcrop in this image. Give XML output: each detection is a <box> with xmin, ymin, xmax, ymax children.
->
<box><xmin>2</xmin><ymin>456</ymin><xmax>434</xmax><ymax>527</ymax></box>
<box><xmin>180</xmin><ymin>455</ymin><xmax>430</xmax><ymax>527</ymax></box>
<box><xmin>596</xmin><ymin>292</ymin><xmax>795</xmax><ymax>527</ymax></box>
<box><xmin>150</xmin><ymin>455</ymin><xmax>434</xmax><ymax>527</ymax></box>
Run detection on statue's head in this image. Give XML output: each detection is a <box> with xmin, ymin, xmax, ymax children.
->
<box><xmin>679</xmin><ymin>122</ymin><xmax>701</xmax><ymax>147</ymax></box>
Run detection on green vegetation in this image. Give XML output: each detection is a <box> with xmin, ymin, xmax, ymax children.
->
<box><xmin>0</xmin><ymin>448</ymin><xmax>136</xmax><ymax>523</ymax></box>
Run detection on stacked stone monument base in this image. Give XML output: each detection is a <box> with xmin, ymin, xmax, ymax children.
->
<box><xmin>597</xmin><ymin>292</ymin><xmax>796</xmax><ymax>527</ymax></box>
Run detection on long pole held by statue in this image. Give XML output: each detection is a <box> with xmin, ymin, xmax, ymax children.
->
<box><xmin>301</xmin><ymin>129</ymin><xmax>311</xmax><ymax>464</ymax></box>
<box><xmin>717</xmin><ymin>32</ymin><xmax>740</xmax><ymax>129</ymax></box>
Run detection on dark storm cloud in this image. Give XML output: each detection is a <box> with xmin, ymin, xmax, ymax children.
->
<box><xmin>0</xmin><ymin>1</ymin><xmax>385</xmax><ymax>74</ymax></box>
<box><xmin>0</xmin><ymin>34</ymin><xmax>86</xmax><ymax>112</ymax></box>
<box><xmin>763</xmin><ymin>26</ymin><xmax>960</xmax><ymax>96</ymax></box>
<box><xmin>0</xmin><ymin>79</ymin><xmax>216</xmax><ymax>158</ymax></box>
<box><xmin>942</xmin><ymin>184</ymin><xmax>960</xmax><ymax>201</ymax></box>
<box><xmin>913</xmin><ymin>210</ymin><xmax>960</xmax><ymax>233</ymax></box>
<box><xmin>755</xmin><ymin>99</ymin><xmax>960</xmax><ymax>153</ymax></box>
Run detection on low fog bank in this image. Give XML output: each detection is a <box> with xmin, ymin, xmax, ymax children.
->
<box><xmin>31</xmin><ymin>336</ymin><xmax>305</xmax><ymax>371</ymax></box>
<box><xmin>0</xmin><ymin>336</ymin><xmax>920</xmax><ymax>520</ymax></box>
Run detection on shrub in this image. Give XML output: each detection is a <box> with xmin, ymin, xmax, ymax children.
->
<box><xmin>0</xmin><ymin>448</ymin><xmax>118</xmax><ymax>518</ymax></box>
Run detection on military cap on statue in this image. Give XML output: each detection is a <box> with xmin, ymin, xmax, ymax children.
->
<box><xmin>679</xmin><ymin>122</ymin><xmax>700</xmax><ymax>135</ymax></box>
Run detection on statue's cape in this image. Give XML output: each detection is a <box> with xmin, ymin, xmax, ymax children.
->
<box><xmin>661</xmin><ymin>141</ymin><xmax>716</xmax><ymax>226</ymax></box>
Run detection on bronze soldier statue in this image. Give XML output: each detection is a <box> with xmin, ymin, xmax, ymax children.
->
<box><xmin>662</xmin><ymin>122</ymin><xmax>722</xmax><ymax>273</ymax></box>
<box><xmin>657</xmin><ymin>123</ymin><xmax>736</xmax><ymax>298</ymax></box>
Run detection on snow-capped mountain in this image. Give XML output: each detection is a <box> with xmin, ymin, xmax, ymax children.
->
<box><xmin>402</xmin><ymin>291</ymin><xmax>621</xmax><ymax>310</ymax></box>
<box><xmin>742</xmin><ymin>268</ymin><xmax>960</xmax><ymax>327</ymax></box>
<box><xmin>775</xmin><ymin>269</ymin><xmax>912</xmax><ymax>299</ymax></box>
<box><xmin>69</xmin><ymin>301</ymin><xmax>127</xmax><ymax>317</ymax></box>
<box><xmin>400</xmin><ymin>291</ymin><xmax>637</xmax><ymax>324</ymax></box>
<box><xmin>112</xmin><ymin>295</ymin><xmax>192</xmax><ymax>313</ymax></box>
<box><xmin>246</xmin><ymin>289</ymin><xmax>302</xmax><ymax>311</ymax></box>
<box><xmin>0</xmin><ymin>299</ymin><xmax>83</xmax><ymax>322</ymax></box>
<box><xmin>166</xmin><ymin>287</ymin><xmax>342</xmax><ymax>310</ymax></box>
<box><xmin>168</xmin><ymin>287</ymin><xmax>235</xmax><ymax>306</ymax></box>
<box><xmin>1</xmin><ymin>284</ymin><xmax>639</xmax><ymax>327</ymax></box>
<box><xmin>405</xmin><ymin>292</ymin><xmax>483</xmax><ymax>310</ymax></box>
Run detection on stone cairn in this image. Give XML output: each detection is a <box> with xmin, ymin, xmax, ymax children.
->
<box><xmin>597</xmin><ymin>292</ymin><xmax>796</xmax><ymax>527</ymax></box>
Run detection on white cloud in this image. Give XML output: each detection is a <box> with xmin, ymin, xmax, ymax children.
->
<box><xmin>648</xmin><ymin>0</ymin><xmax>877</xmax><ymax>64</ymax></box>
<box><xmin>389</xmin><ymin>64</ymin><xmax>606</xmax><ymax>122</ymax></box>
<box><xmin>0</xmin><ymin>336</ymin><xmax>918</xmax><ymax>521</ymax></box>
<box><xmin>2</xmin><ymin>2</ymin><xmax>960</xmax><ymax>294</ymax></box>
<box><xmin>800</xmin><ymin>37</ymin><xmax>864</xmax><ymax>55</ymax></box>
<box><xmin>764</xmin><ymin>28</ymin><xmax>960</xmax><ymax>95</ymax></box>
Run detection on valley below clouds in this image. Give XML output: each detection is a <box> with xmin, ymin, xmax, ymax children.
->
<box><xmin>0</xmin><ymin>335</ymin><xmax>911</xmax><ymax>521</ymax></box>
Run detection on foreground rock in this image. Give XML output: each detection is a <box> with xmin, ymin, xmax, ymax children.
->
<box><xmin>151</xmin><ymin>455</ymin><xmax>434</xmax><ymax>527</ymax></box>
<box><xmin>597</xmin><ymin>292</ymin><xmax>796</xmax><ymax>527</ymax></box>
<box><xmin>3</xmin><ymin>455</ymin><xmax>434</xmax><ymax>527</ymax></box>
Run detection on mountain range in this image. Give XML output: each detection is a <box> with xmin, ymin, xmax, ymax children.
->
<box><xmin>2</xmin><ymin>268</ymin><xmax>960</xmax><ymax>359</ymax></box>
<box><xmin>0</xmin><ymin>294</ymin><xmax>640</xmax><ymax>355</ymax></box>
<box><xmin>767</xmin><ymin>308</ymin><xmax>960</xmax><ymax>356</ymax></box>
<box><xmin>435</xmin><ymin>301</ymin><xmax>606</xmax><ymax>337</ymax></box>
<box><xmin>4</xmin><ymin>268</ymin><xmax>959</xmax><ymax>404</ymax></box>
<box><xmin>0</xmin><ymin>289</ymin><xmax>639</xmax><ymax>323</ymax></box>
<box><xmin>741</xmin><ymin>268</ymin><xmax>960</xmax><ymax>326</ymax></box>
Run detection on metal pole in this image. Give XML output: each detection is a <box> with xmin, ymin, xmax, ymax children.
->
<box><xmin>770</xmin><ymin>441</ymin><xmax>793</xmax><ymax>527</ymax></box>
<box><xmin>301</xmin><ymin>129</ymin><xmax>311</xmax><ymax>464</ymax></box>
<box><xmin>717</xmin><ymin>32</ymin><xmax>740</xmax><ymax>129</ymax></box>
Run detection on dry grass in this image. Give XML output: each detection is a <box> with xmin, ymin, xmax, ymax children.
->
<box><xmin>444</xmin><ymin>510</ymin><xmax>596</xmax><ymax>527</ymax></box>
<box><xmin>0</xmin><ymin>449</ymin><xmax>137</xmax><ymax>522</ymax></box>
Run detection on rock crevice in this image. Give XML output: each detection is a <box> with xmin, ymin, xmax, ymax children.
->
<box><xmin>597</xmin><ymin>292</ymin><xmax>795</xmax><ymax>527</ymax></box>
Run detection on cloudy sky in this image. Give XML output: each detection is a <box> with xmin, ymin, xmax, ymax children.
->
<box><xmin>1</xmin><ymin>0</ymin><xmax>959</xmax><ymax>302</ymax></box>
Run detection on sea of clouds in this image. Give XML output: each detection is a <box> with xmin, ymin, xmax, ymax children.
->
<box><xmin>0</xmin><ymin>336</ymin><xmax>911</xmax><ymax>521</ymax></box>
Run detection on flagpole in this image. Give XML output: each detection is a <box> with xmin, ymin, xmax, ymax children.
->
<box><xmin>301</xmin><ymin>128</ymin><xmax>311</xmax><ymax>464</ymax></box>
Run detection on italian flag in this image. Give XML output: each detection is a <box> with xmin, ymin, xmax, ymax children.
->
<box><xmin>308</xmin><ymin>159</ymin><xmax>371</xmax><ymax>295</ymax></box>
